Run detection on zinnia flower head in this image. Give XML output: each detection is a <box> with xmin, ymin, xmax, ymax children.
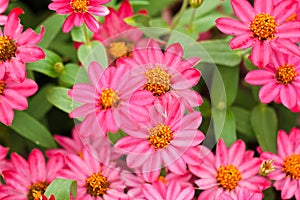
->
<box><xmin>48</xmin><ymin>0</ymin><xmax>110</xmax><ymax>33</ymax></box>
<box><xmin>261</xmin><ymin>127</ymin><xmax>300</xmax><ymax>200</ymax></box>
<box><xmin>0</xmin><ymin>0</ymin><xmax>9</xmax><ymax>25</ymax></box>
<box><xmin>0</xmin><ymin>75</ymin><xmax>38</xmax><ymax>126</ymax></box>
<box><xmin>245</xmin><ymin>52</ymin><xmax>300</xmax><ymax>109</ymax></box>
<box><xmin>190</xmin><ymin>139</ymin><xmax>270</xmax><ymax>199</ymax></box>
<box><xmin>0</xmin><ymin>8</ymin><xmax>45</xmax><ymax>83</ymax></box>
<box><xmin>0</xmin><ymin>149</ymin><xmax>64</xmax><ymax>200</ymax></box>
<box><xmin>216</xmin><ymin>0</ymin><xmax>300</xmax><ymax>68</ymax></box>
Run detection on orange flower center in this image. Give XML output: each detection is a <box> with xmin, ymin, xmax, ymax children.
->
<box><xmin>250</xmin><ymin>13</ymin><xmax>278</xmax><ymax>40</ymax></box>
<box><xmin>143</xmin><ymin>66</ymin><xmax>171</xmax><ymax>96</ymax></box>
<box><xmin>97</xmin><ymin>88</ymin><xmax>120</xmax><ymax>110</ymax></box>
<box><xmin>70</xmin><ymin>0</ymin><xmax>89</xmax><ymax>13</ymax></box>
<box><xmin>276</xmin><ymin>64</ymin><xmax>297</xmax><ymax>85</ymax></box>
<box><xmin>259</xmin><ymin>159</ymin><xmax>275</xmax><ymax>176</ymax></box>
<box><xmin>283</xmin><ymin>154</ymin><xmax>300</xmax><ymax>180</ymax></box>
<box><xmin>216</xmin><ymin>164</ymin><xmax>242</xmax><ymax>191</ymax></box>
<box><xmin>107</xmin><ymin>41</ymin><xmax>134</xmax><ymax>61</ymax></box>
<box><xmin>0</xmin><ymin>35</ymin><xmax>17</xmax><ymax>62</ymax></box>
<box><xmin>86</xmin><ymin>171</ymin><xmax>110</xmax><ymax>197</ymax></box>
<box><xmin>148</xmin><ymin>123</ymin><xmax>173</xmax><ymax>149</ymax></box>
<box><xmin>0</xmin><ymin>80</ymin><xmax>5</xmax><ymax>94</ymax></box>
<box><xmin>27</xmin><ymin>182</ymin><xmax>48</xmax><ymax>200</ymax></box>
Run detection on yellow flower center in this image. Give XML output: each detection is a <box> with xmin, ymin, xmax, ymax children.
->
<box><xmin>283</xmin><ymin>154</ymin><xmax>300</xmax><ymax>180</ymax></box>
<box><xmin>250</xmin><ymin>13</ymin><xmax>278</xmax><ymax>40</ymax></box>
<box><xmin>27</xmin><ymin>182</ymin><xmax>48</xmax><ymax>200</ymax></box>
<box><xmin>86</xmin><ymin>171</ymin><xmax>110</xmax><ymax>197</ymax></box>
<box><xmin>259</xmin><ymin>159</ymin><xmax>275</xmax><ymax>176</ymax></box>
<box><xmin>0</xmin><ymin>80</ymin><xmax>5</xmax><ymax>94</ymax></box>
<box><xmin>70</xmin><ymin>0</ymin><xmax>89</xmax><ymax>13</ymax></box>
<box><xmin>97</xmin><ymin>88</ymin><xmax>120</xmax><ymax>110</ymax></box>
<box><xmin>0</xmin><ymin>35</ymin><xmax>17</xmax><ymax>63</ymax></box>
<box><xmin>216</xmin><ymin>165</ymin><xmax>242</xmax><ymax>191</ymax></box>
<box><xmin>148</xmin><ymin>123</ymin><xmax>173</xmax><ymax>149</ymax></box>
<box><xmin>276</xmin><ymin>64</ymin><xmax>297</xmax><ymax>85</ymax></box>
<box><xmin>143</xmin><ymin>66</ymin><xmax>171</xmax><ymax>96</ymax></box>
<box><xmin>107</xmin><ymin>41</ymin><xmax>134</xmax><ymax>61</ymax></box>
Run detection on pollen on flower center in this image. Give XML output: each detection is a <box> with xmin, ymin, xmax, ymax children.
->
<box><xmin>107</xmin><ymin>41</ymin><xmax>133</xmax><ymax>60</ymax></box>
<box><xmin>250</xmin><ymin>13</ymin><xmax>278</xmax><ymax>40</ymax></box>
<box><xmin>0</xmin><ymin>35</ymin><xmax>17</xmax><ymax>62</ymax></box>
<box><xmin>27</xmin><ymin>182</ymin><xmax>48</xmax><ymax>200</ymax></box>
<box><xmin>70</xmin><ymin>0</ymin><xmax>89</xmax><ymax>13</ymax></box>
<box><xmin>216</xmin><ymin>164</ymin><xmax>242</xmax><ymax>191</ymax></box>
<box><xmin>97</xmin><ymin>88</ymin><xmax>120</xmax><ymax>110</ymax></box>
<box><xmin>0</xmin><ymin>80</ymin><xmax>5</xmax><ymax>94</ymax></box>
<box><xmin>86</xmin><ymin>171</ymin><xmax>110</xmax><ymax>197</ymax></box>
<box><xmin>259</xmin><ymin>159</ymin><xmax>275</xmax><ymax>176</ymax></box>
<box><xmin>276</xmin><ymin>64</ymin><xmax>297</xmax><ymax>85</ymax></box>
<box><xmin>283</xmin><ymin>154</ymin><xmax>300</xmax><ymax>180</ymax></box>
<box><xmin>148</xmin><ymin>123</ymin><xmax>173</xmax><ymax>149</ymax></box>
<box><xmin>143</xmin><ymin>66</ymin><xmax>172</xmax><ymax>96</ymax></box>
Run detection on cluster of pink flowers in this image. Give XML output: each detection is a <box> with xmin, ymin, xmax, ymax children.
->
<box><xmin>217</xmin><ymin>0</ymin><xmax>300</xmax><ymax>111</ymax></box>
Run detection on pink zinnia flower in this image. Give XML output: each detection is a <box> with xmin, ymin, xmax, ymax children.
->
<box><xmin>0</xmin><ymin>149</ymin><xmax>64</xmax><ymax>200</ymax></box>
<box><xmin>48</xmin><ymin>0</ymin><xmax>110</xmax><ymax>33</ymax></box>
<box><xmin>0</xmin><ymin>75</ymin><xmax>38</xmax><ymax>126</ymax></box>
<box><xmin>93</xmin><ymin>0</ymin><xmax>147</xmax><ymax>63</ymax></box>
<box><xmin>190</xmin><ymin>139</ymin><xmax>270</xmax><ymax>199</ymax></box>
<box><xmin>59</xmin><ymin>149</ymin><xmax>128</xmax><ymax>199</ymax></box>
<box><xmin>220</xmin><ymin>188</ymin><xmax>263</xmax><ymax>200</ymax></box>
<box><xmin>216</xmin><ymin>0</ymin><xmax>300</xmax><ymax>67</ymax></box>
<box><xmin>261</xmin><ymin>128</ymin><xmax>300</xmax><ymax>200</ymax></box>
<box><xmin>115</xmin><ymin>96</ymin><xmax>204</xmax><ymax>177</ymax></box>
<box><xmin>69</xmin><ymin>61</ymin><xmax>143</xmax><ymax>134</ymax></box>
<box><xmin>119</xmin><ymin>39</ymin><xmax>202</xmax><ymax>118</ymax></box>
<box><xmin>0</xmin><ymin>8</ymin><xmax>45</xmax><ymax>82</ymax></box>
<box><xmin>0</xmin><ymin>0</ymin><xmax>9</xmax><ymax>25</ymax></box>
<box><xmin>245</xmin><ymin>52</ymin><xmax>300</xmax><ymax>109</ymax></box>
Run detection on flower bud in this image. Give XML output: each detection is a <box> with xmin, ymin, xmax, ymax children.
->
<box><xmin>189</xmin><ymin>0</ymin><xmax>203</xmax><ymax>8</ymax></box>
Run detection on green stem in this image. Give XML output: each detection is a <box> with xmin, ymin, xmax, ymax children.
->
<box><xmin>171</xmin><ymin>0</ymin><xmax>189</xmax><ymax>30</ymax></box>
<box><xmin>83</xmin><ymin>25</ymin><xmax>91</xmax><ymax>46</ymax></box>
<box><xmin>189</xmin><ymin>8</ymin><xmax>196</xmax><ymax>32</ymax></box>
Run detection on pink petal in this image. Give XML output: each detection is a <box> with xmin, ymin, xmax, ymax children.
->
<box><xmin>254</xmin><ymin>0</ymin><xmax>273</xmax><ymax>14</ymax></box>
<box><xmin>229</xmin><ymin>34</ymin><xmax>255</xmax><ymax>49</ymax></box>
<box><xmin>163</xmin><ymin>43</ymin><xmax>183</xmax><ymax>68</ymax></box>
<box><xmin>276</xmin><ymin>21</ymin><xmax>300</xmax><ymax>38</ymax></box>
<box><xmin>88</xmin><ymin>5</ymin><xmax>110</xmax><ymax>16</ymax></box>
<box><xmin>115</xmin><ymin>136</ymin><xmax>151</xmax><ymax>154</ymax></box>
<box><xmin>2</xmin><ymin>89</ymin><xmax>28</xmax><ymax>110</ymax></box>
<box><xmin>280</xmin><ymin>84</ymin><xmax>297</xmax><ymax>108</ymax></box>
<box><xmin>118</xmin><ymin>0</ymin><xmax>133</xmax><ymax>18</ymax></box>
<box><xmin>258</xmin><ymin>82</ymin><xmax>280</xmax><ymax>103</ymax></box>
<box><xmin>46</xmin><ymin>154</ymin><xmax>65</xmax><ymax>181</ymax></box>
<box><xmin>69</xmin><ymin>83</ymin><xmax>95</xmax><ymax>103</ymax></box>
<box><xmin>270</xmin><ymin>39</ymin><xmax>300</xmax><ymax>57</ymax></box>
<box><xmin>16</xmin><ymin>46</ymin><xmax>45</xmax><ymax>62</ymax></box>
<box><xmin>0</xmin><ymin>15</ymin><xmax>7</xmax><ymax>25</ymax></box>
<box><xmin>0</xmin><ymin>99</ymin><xmax>14</xmax><ymax>126</ymax></box>
<box><xmin>178</xmin><ymin>68</ymin><xmax>201</xmax><ymax>87</ymax></box>
<box><xmin>216</xmin><ymin>18</ymin><xmax>249</xmax><ymax>35</ymax></box>
<box><xmin>73</xmin><ymin>13</ymin><xmax>84</xmax><ymax>26</ymax></box>
<box><xmin>281</xmin><ymin>178</ymin><xmax>297</xmax><ymax>199</ymax></box>
<box><xmin>4</xmin><ymin>8</ymin><xmax>24</xmax><ymax>38</ymax></box>
<box><xmin>5</xmin><ymin>78</ymin><xmax>38</xmax><ymax>96</ymax></box>
<box><xmin>6</xmin><ymin>58</ymin><xmax>26</xmax><ymax>83</ymax></box>
<box><xmin>142</xmin><ymin>184</ymin><xmax>164</xmax><ymax>200</ymax></box>
<box><xmin>16</xmin><ymin>26</ymin><xmax>45</xmax><ymax>46</ymax></box>
<box><xmin>28</xmin><ymin>149</ymin><xmax>46</xmax><ymax>183</ymax></box>
<box><xmin>163</xmin><ymin>146</ymin><xmax>186</xmax><ymax>174</ymax></box>
<box><xmin>195</xmin><ymin>178</ymin><xmax>218</xmax><ymax>190</ymax></box>
<box><xmin>84</xmin><ymin>13</ymin><xmax>100</xmax><ymax>33</ymax></box>
<box><xmin>277</xmin><ymin>130</ymin><xmax>293</xmax><ymax>158</ymax></box>
<box><xmin>227</xmin><ymin>140</ymin><xmax>245</xmax><ymax>167</ymax></box>
<box><xmin>147</xmin><ymin>39</ymin><xmax>163</xmax><ymax>64</ymax></box>
<box><xmin>176</xmin><ymin>186</ymin><xmax>195</xmax><ymax>200</ymax></box>
<box><xmin>142</xmin><ymin>153</ymin><xmax>162</xmax><ymax>173</ymax></box>
<box><xmin>172</xmin><ymin>130</ymin><xmax>204</xmax><ymax>147</ymax></box>
<box><xmin>88</xmin><ymin>61</ymin><xmax>104</xmax><ymax>86</ymax></box>
<box><xmin>231</xmin><ymin>0</ymin><xmax>256</xmax><ymax>22</ymax></box>
<box><xmin>0</xmin><ymin>0</ymin><xmax>9</xmax><ymax>13</ymax></box>
<box><xmin>69</xmin><ymin>103</ymin><xmax>95</xmax><ymax>118</ymax></box>
<box><xmin>62</xmin><ymin>14</ymin><xmax>76</xmax><ymax>33</ymax></box>
<box><xmin>245</xmin><ymin>69</ymin><xmax>275</xmax><ymax>85</ymax></box>
<box><xmin>215</xmin><ymin>139</ymin><xmax>228</xmax><ymax>168</ymax></box>
<box><xmin>249</xmin><ymin>40</ymin><xmax>271</xmax><ymax>68</ymax></box>
<box><xmin>273</xmin><ymin>0</ymin><xmax>298</xmax><ymax>23</ymax></box>
<box><xmin>178</xmin><ymin>57</ymin><xmax>200</xmax><ymax>71</ymax></box>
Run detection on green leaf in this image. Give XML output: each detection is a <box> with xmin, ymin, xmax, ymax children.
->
<box><xmin>132</xmin><ymin>0</ymin><xmax>173</xmax><ymax>16</ymax></box>
<box><xmin>27</xmin><ymin>84</ymin><xmax>54</xmax><ymax>119</ymax></box>
<box><xmin>243</xmin><ymin>54</ymin><xmax>257</xmax><ymax>71</ymax></box>
<box><xmin>78</xmin><ymin>41</ymin><xmax>108</xmax><ymax>69</ymax></box>
<box><xmin>27</xmin><ymin>49</ymin><xmax>62</xmax><ymax>78</ymax></box>
<box><xmin>130</xmin><ymin>0</ymin><xmax>150</xmax><ymax>5</ymax></box>
<box><xmin>250</xmin><ymin>104</ymin><xmax>278</xmax><ymax>153</ymax></box>
<box><xmin>275</xmin><ymin>104</ymin><xmax>298</xmax><ymax>132</ymax></box>
<box><xmin>47</xmin><ymin>87</ymin><xmax>80</xmax><ymax>114</ymax></box>
<box><xmin>10</xmin><ymin>111</ymin><xmax>56</xmax><ymax>148</ymax></box>
<box><xmin>59</xmin><ymin>63</ymin><xmax>80</xmax><ymax>87</ymax></box>
<box><xmin>71</xmin><ymin>25</ymin><xmax>93</xmax><ymax>42</ymax></box>
<box><xmin>231</xmin><ymin>106</ymin><xmax>256</xmax><ymax>141</ymax></box>
<box><xmin>124</xmin><ymin>14</ymin><xmax>151</xmax><ymax>27</ymax></box>
<box><xmin>214</xmin><ymin>109</ymin><xmax>237</xmax><ymax>146</ymax></box>
<box><xmin>234</xmin><ymin>87</ymin><xmax>257</xmax><ymax>109</ymax></box>
<box><xmin>44</xmin><ymin>178</ymin><xmax>77</xmax><ymax>200</ymax></box>
<box><xmin>108</xmin><ymin>129</ymin><xmax>128</xmax><ymax>144</ymax></box>
<box><xmin>36</xmin><ymin>14</ymin><xmax>66</xmax><ymax>49</ymax></box>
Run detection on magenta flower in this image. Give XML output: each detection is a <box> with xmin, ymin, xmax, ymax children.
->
<box><xmin>0</xmin><ymin>8</ymin><xmax>45</xmax><ymax>83</ymax></box>
<box><xmin>261</xmin><ymin>128</ymin><xmax>300</xmax><ymax>200</ymax></box>
<box><xmin>59</xmin><ymin>149</ymin><xmax>128</xmax><ymax>200</ymax></box>
<box><xmin>115</xmin><ymin>97</ymin><xmax>204</xmax><ymax>177</ymax></box>
<box><xmin>245</xmin><ymin>52</ymin><xmax>300</xmax><ymax>109</ymax></box>
<box><xmin>69</xmin><ymin>62</ymin><xmax>143</xmax><ymax>134</ymax></box>
<box><xmin>190</xmin><ymin>139</ymin><xmax>270</xmax><ymax>199</ymax></box>
<box><xmin>93</xmin><ymin>0</ymin><xmax>147</xmax><ymax>63</ymax></box>
<box><xmin>0</xmin><ymin>0</ymin><xmax>9</xmax><ymax>25</ymax></box>
<box><xmin>216</xmin><ymin>0</ymin><xmax>300</xmax><ymax>67</ymax></box>
<box><xmin>0</xmin><ymin>75</ymin><xmax>38</xmax><ymax>126</ymax></box>
<box><xmin>119</xmin><ymin>39</ymin><xmax>202</xmax><ymax>118</ymax></box>
<box><xmin>0</xmin><ymin>149</ymin><xmax>64</xmax><ymax>200</ymax></box>
<box><xmin>48</xmin><ymin>0</ymin><xmax>110</xmax><ymax>33</ymax></box>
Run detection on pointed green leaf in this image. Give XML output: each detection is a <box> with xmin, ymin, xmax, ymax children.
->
<box><xmin>44</xmin><ymin>178</ymin><xmax>77</xmax><ymax>200</ymax></box>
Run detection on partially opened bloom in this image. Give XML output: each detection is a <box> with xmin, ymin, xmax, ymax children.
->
<box><xmin>48</xmin><ymin>0</ymin><xmax>110</xmax><ymax>33</ymax></box>
<box><xmin>261</xmin><ymin>128</ymin><xmax>300</xmax><ymax>200</ymax></box>
<box><xmin>0</xmin><ymin>8</ymin><xmax>45</xmax><ymax>82</ymax></box>
<box><xmin>0</xmin><ymin>149</ymin><xmax>64</xmax><ymax>200</ymax></box>
<box><xmin>245</xmin><ymin>52</ymin><xmax>300</xmax><ymax>109</ymax></box>
<box><xmin>59</xmin><ymin>149</ymin><xmax>128</xmax><ymax>199</ymax></box>
<box><xmin>0</xmin><ymin>0</ymin><xmax>9</xmax><ymax>25</ymax></box>
<box><xmin>190</xmin><ymin>139</ymin><xmax>270</xmax><ymax>199</ymax></box>
<box><xmin>0</xmin><ymin>75</ymin><xmax>38</xmax><ymax>126</ymax></box>
<box><xmin>115</xmin><ymin>96</ymin><xmax>204</xmax><ymax>177</ymax></box>
<box><xmin>216</xmin><ymin>0</ymin><xmax>300</xmax><ymax>67</ymax></box>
